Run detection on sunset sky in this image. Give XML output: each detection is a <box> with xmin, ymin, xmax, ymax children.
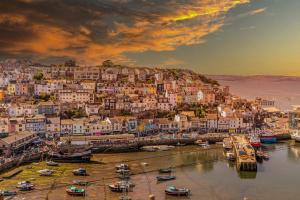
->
<box><xmin>0</xmin><ymin>0</ymin><xmax>299</xmax><ymax>75</ymax></box>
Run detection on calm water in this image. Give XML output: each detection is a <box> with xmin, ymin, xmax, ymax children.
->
<box><xmin>1</xmin><ymin>141</ymin><xmax>300</xmax><ymax>200</ymax></box>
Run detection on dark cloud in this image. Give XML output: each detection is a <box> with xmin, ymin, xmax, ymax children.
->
<box><xmin>0</xmin><ymin>0</ymin><xmax>251</xmax><ymax>64</ymax></box>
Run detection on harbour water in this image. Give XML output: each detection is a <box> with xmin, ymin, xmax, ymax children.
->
<box><xmin>1</xmin><ymin>141</ymin><xmax>300</xmax><ymax>200</ymax></box>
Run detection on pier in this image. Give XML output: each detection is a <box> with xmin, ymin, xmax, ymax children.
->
<box><xmin>231</xmin><ymin>135</ymin><xmax>257</xmax><ymax>171</ymax></box>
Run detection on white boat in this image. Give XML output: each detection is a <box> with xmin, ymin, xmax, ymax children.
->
<box><xmin>292</xmin><ymin>130</ymin><xmax>300</xmax><ymax>142</ymax></box>
<box><xmin>226</xmin><ymin>152</ymin><xmax>236</xmax><ymax>161</ymax></box>
<box><xmin>37</xmin><ymin>169</ymin><xmax>54</xmax><ymax>176</ymax></box>
<box><xmin>195</xmin><ymin>140</ymin><xmax>210</xmax><ymax>148</ymax></box>
<box><xmin>223</xmin><ymin>138</ymin><xmax>233</xmax><ymax>150</ymax></box>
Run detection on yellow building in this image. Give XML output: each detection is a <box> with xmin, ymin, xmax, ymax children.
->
<box><xmin>0</xmin><ymin>89</ymin><xmax>4</xmax><ymax>101</ymax></box>
<box><xmin>7</xmin><ymin>83</ymin><xmax>16</xmax><ymax>95</ymax></box>
<box><xmin>176</xmin><ymin>95</ymin><xmax>183</xmax><ymax>104</ymax></box>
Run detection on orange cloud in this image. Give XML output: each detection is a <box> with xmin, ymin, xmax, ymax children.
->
<box><xmin>0</xmin><ymin>0</ymin><xmax>255</xmax><ymax>64</ymax></box>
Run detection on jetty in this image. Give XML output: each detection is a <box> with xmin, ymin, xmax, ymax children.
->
<box><xmin>231</xmin><ymin>135</ymin><xmax>257</xmax><ymax>171</ymax></box>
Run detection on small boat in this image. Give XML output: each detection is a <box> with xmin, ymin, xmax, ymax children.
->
<box><xmin>108</xmin><ymin>183</ymin><xmax>130</xmax><ymax>192</ymax></box>
<box><xmin>294</xmin><ymin>131</ymin><xmax>300</xmax><ymax>142</ymax></box>
<box><xmin>73</xmin><ymin>168</ymin><xmax>88</xmax><ymax>176</ymax></box>
<box><xmin>17</xmin><ymin>181</ymin><xmax>34</xmax><ymax>187</ymax></box>
<box><xmin>165</xmin><ymin>185</ymin><xmax>190</xmax><ymax>196</ymax></box>
<box><xmin>260</xmin><ymin>131</ymin><xmax>277</xmax><ymax>144</ymax></box>
<box><xmin>73</xmin><ymin>180</ymin><xmax>90</xmax><ymax>186</ymax></box>
<box><xmin>46</xmin><ymin>161</ymin><xmax>59</xmax><ymax>166</ymax></box>
<box><xmin>118</xmin><ymin>173</ymin><xmax>131</xmax><ymax>180</ymax></box>
<box><xmin>18</xmin><ymin>184</ymin><xmax>34</xmax><ymax>191</ymax></box>
<box><xmin>159</xmin><ymin>168</ymin><xmax>173</xmax><ymax>173</ymax></box>
<box><xmin>66</xmin><ymin>186</ymin><xmax>85</xmax><ymax>196</ymax></box>
<box><xmin>156</xmin><ymin>175</ymin><xmax>176</xmax><ymax>181</ymax></box>
<box><xmin>116</xmin><ymin>169</ymin><xmax>131</xmax><ymax>174</ymax></box>
<box><xmin>117</xmin><ymin>181</ymin><xmax>135</xmax><ymax>188</ymax></box>
<box><xmin>0</xmin><ymin>190</ymin><xmax>17</xmax><ymax>196</ymax></box>
<box><xmin>223</xmin><ymin>138</ymin><xmax>233</xmax><ymax>150</ymax></box>
<box><xmin>37</xmin><ymin>169</ymin><xmax>54</xmax><ymax>176</ymax></box>
<box><xmin>249</xmin><ymin>135</ymin><xmax>261</xmax><ymax>148</ymax></box>
<box><xmin>226</xmin><ymin>152</ymin><xmax>236</xmax><ymax>161</ymax></box>
<box><xmin>50</xmin><ymin>149</ymin><xmax>92</xmax><ymax>163</ymax></box>
<box><xmin>119</xmin><ymin>195</ymin><xmax>132</xmax><ymax>200</ymax></box>
<box><xmin>116</xmin><ymin>163</ymin><xmax>130</xmax><ymax>170</ymax></box>
<box><xmin>176</xmin><ymin>142</ymin><xmax>186</xmax><ymax>146</ymax></box>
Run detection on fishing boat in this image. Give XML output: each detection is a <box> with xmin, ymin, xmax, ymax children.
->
<box><xmin>73</xmin><ymin>168</ymin><xmax>88</xmax><ymax>176</ymax></box>
<box><xmin>50</xmin><ymin>149</ymin><xmax>92</xmax><ymax>163</ymax></box>
<box><xmin>116</xmin><ymin>169</ymin><xmax>131</xmax><ymax>174</ymax></box>
<box><xmin>17</xmin><ymin>184</ymin><xmax>34</xmax><ymax>191</ymax></box>
<box><xmin>66</xmin><ymin>186</ymin><xmax>85</xmax><ymax>196</ymax></box>
<box><xmin>116</xmin><ymin>164</ymin><xmax>130</xmax><ymax>170</ymax></box>
<box><xmin>197</xmin><ymin>141</ymin><xmax>210</xmax><ymax>149</ymax></box>
<box><xmin>117</xmin><ymin>181</ymin><xmax>135</xmax><ymax>188</ymax></box>
<box><xmin>176</xmin><ymin>142</ymin><xmax>186</xmax><ymax>146</ymax></box>
<box><xmin>260</xmin><ymin>131</ymin><xmax>277</xmax><ymax>144</ymax></box>
<box><xmin>37</xmin><ymin>169</ymin><xmax>54</xmax><ymax>176</ymax></box>
<box><xmin>165</xmin><ymin>185</ymin><xmax>190</xmax><ymax>196</ymax></box>
<box><xmin>119</xmin><ymin>195</ymin><xmax>132</xmax><ymax>200</ymax></box>
<box><xmin>46</xmin><ymin>161</ymin><xmax>59</xmax><ymax>166</ymax></box>
<box><xmin>226</xmin><ymin>152</ymin><xmax>236</xmax><ymax>161</ymax></box>
<box><xmin>108</xmin><ymin>182</ymin><xmax>130</xmax><ymax>192</ymax></box>
<box><xmin>223</xmin><ymin>138</ymin><xmax>233</xmax><ymax>150</ymax></box>
<box><xmin>293</xmin><ymin>131</ymin><xmax>300</xmax><ymax>142</ymax></box>
<box><xmin>0</xmin><ymin>190</ymin><xmax>17</xmax><ymax>196</ymax></box>
<box><xmin>17</xmin><ymin>181</ymin><xmax>34</xmax><ymax>191</ymax></box>
<box><xmin>156</xmin><ymin>175</ymin><xmax>176</xmax><ymax>181</ymax></box>
<box><xmin>73</xmin><ymin>180</ymin><xmax>90</xmax><ymax>186</ymax></box>
<box><xmin>256</xmin><ymin>150</ymin><xmax>269</xmax><ymax>160</ymax></box>
<box><xmin>249</xmin><ymin>135</ymin><xmax>261</xmax><ymax>148</ymax></box>
<box><xmin>118</xmin><ymin>173</ymin><xmax>131</xmax><ymax>180</ymax></box>
<box><xmin>17</xmin><ymin>181</ymin><xmax>34</xmax><ymax>187</ymax></box>
<box><xmin>159</xmin><ymin>167</ymin><xmax>173</xmax><ymax>173</ymax></box>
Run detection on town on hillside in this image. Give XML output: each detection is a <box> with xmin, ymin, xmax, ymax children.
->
<box><xmin>0</xmin><ymin>59</ymin><xmax>297</xmax><ymax>164</ymax></box>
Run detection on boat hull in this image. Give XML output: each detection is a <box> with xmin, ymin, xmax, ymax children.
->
<box><xmin>260</xmin><ymin>137</ymin><xmax>277</xmax><ymax>144</ymax></box>
<box><xmin>50</xmin><ymin>150</ymin><xmax>92</xmax><ymax>163</ymax></box>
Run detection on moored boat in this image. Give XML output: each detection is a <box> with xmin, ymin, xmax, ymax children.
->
<box><xmin>293</xmin><ymin>131</ymin><xmax>300</xmax><ymax>142</ymax></box>
<box><xmin>249</xmin><ymin>135</ymin><xmax>261</xmax><ymax>148</ymax></box>
<box><xmin>73</xmin><ymin>168</ymin><xmax>88</xmax><ymax>176</ymax></box>
<box><xmin>156</xmin><ymin>175</ymin><xmax>176</xmax><ymax>181</ymax></box>
<box><xmin>260</xmin><ymin>131</ymin><xmax>277</xmax><ymax>144</ymax></box>
<box><xmin>37</xmin><ymin>169</ymin><xmax>54</xmax><ymax>176</ymax></box>
<box><xmin>108</xmin><ymin>182</ymin><xmax>130</xmax><ymax>192</ymax></box>
<box><xmin>50</xmin><ymin>149</ymin><xmax>92</xmax><ymax>163</ymax></box>
<box><xmin>17</xmin><ymin>181</ymin><xmax>34</xmax><ymax>191</ymax></box>
<box><xmin>165</xmin><ymin>185</ymin><xmax>190</xmax><ymax>196</ymax></box>
<box><xmin>226</xmin><ymin>152</ymin><xmax>236</xmax><ymax>161</ymax></box>
<box><xmin>116</xmin><ymin>163</ymin><xmax>130</xmax><ymax>170</ymax></box>
<box><xmin>66</xmin><ymin>186</ymin><xmax>85</xmax><ymax>196</ymax></box>
<box><xmin>116</xmin><ymin>169</ymin><xmax>131</xmax><ymax>174</ymax></box>
<box><xmin>119</xmin><ymin>195</ymin><xmax>132</xmax><ymax>200</ymax></box>
<box><xmin>46</xmin><ymin>161</ymin><xmax>59</xmax><ymax>166</ymax></box>
<box><xmin>0</xmin><ymin>190</ymin><xmax>17</xmax><ymax>196</ymax></box>
<box><xmin>159</xmin><ymin>167</ymin><xmax>173</xmax><ymax>173</ymax></box>
<box><xmin>223</xmin><ymin>138</ymin><xmax>233</xmax><ymax>150</ymax></box>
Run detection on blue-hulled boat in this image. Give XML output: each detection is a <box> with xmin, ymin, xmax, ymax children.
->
<box><xmin>260</xmin><ymin>131</ymin><xmax>277</xmax><ymax>144</ymax></box>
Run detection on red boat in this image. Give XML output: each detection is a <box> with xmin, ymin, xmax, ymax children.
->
<box><xmin>249</xmin><ymin>136</ymin><xmax>261</xmax><ymax>148</ymax></box>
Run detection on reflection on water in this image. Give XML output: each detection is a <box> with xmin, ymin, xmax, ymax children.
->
<box><xmin>1</xmin><ymin>143</ymin><xmax>300</xmax><ymax>199</ymax></box>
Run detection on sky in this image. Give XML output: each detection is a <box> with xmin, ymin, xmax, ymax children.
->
<box><xmin>0</xmin><ymin>0</ymin><xmax>300</xmax><ymax>75</ymax></box>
